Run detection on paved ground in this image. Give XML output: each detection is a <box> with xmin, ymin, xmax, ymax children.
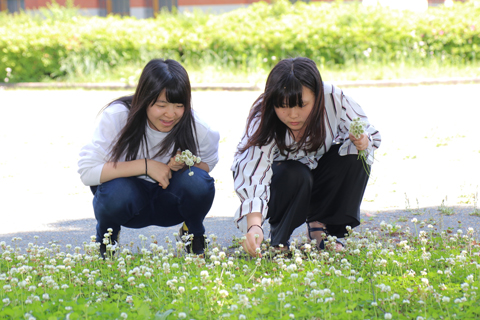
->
<box><xmin>0</xmin><ymin>84</ymin><xmax>479</xmax><ymax>251</ymax></box>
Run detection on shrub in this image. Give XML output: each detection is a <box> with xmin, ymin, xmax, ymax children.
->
<box><xmin>1</xmin><ymin>0</ymin><xmax>479</xmax><ymax>82</ymax></box>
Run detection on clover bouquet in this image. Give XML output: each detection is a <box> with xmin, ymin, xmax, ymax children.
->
<box><xmin>350</xmin><ymin>117</ymin><xmax>370</xmax><ymax>175</ymax></box>
<box><xmin>175</xmin><ymin>150</ymin><xmax>201</xmax><ymax>176</ymax></box>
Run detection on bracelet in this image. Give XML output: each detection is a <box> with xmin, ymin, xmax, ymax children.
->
<box><xmin>145</xmin><ymin>158</ymin><xmax>148</xmax><ymax>176</ymax></box>
<box><xmin>247</xmin><ymin>224</ymin><xmax>264</xmax><ymax>235</ymax></box>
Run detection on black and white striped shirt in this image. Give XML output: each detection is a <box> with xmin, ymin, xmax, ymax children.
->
<box><xmin>231</xmin><ymin>83</ymin><xmax>381</xmax><ymax>233</ymax></box>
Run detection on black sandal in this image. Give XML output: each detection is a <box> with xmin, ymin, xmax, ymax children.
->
<box><xmin>307</xmin><ymin>223</ymin><xmax>329</xmax><ymax>250</ymax></box>
<box><xmin>307</xmin><ymin>223</ymin><xmax>346</xmax><ymax>251</ymax></box>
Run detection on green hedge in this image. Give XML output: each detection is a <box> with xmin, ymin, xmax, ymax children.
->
<box><xmin>1</xmin><ymin>0</ymin><xmax>480</xmax><ymax>82</ymax></box>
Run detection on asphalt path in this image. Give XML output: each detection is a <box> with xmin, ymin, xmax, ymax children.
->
<box><xmin>1</xmin><ymin>84</ymin><xmax>479</xmax><ymax>252</ymax></box>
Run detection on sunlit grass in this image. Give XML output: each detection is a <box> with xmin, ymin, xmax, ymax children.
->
<box><xmin>1</xmin><ymin>221</ymin><xmax>479</xmax><ymax>319</ymax></box>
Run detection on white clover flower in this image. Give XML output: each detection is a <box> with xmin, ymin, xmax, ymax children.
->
<box><xmin>238</xmin><ymin>294</ymin><xmax>249</xmax><ymax>306</ymax></box>
<box><xmin>289</xmin><ymin>314</ymin><xmax>295</xmax><ymax>319</ymax></box>
<box><xmin>286</xmin><ymin>264</ymin><xmax>297</xmax><ymax>272</ymax></box>
<box><xmin>176</xmin><ymin>149</ymin><xmax>200</xmax><ymax>176</ymax></box>
<box><xmin>239</xmin><ymin>315</ymin><xmax>246</xmax><ymax>320</ymax></box>
<box><xmin>416</xmin><ymin>317</ymin><xmax>424</xmax><ymax>320</ymax></box>
<box><xmin>178</xmin><ymin>312</ymin><xmax>187</xmax><ymax>319</ymax></box>
<box><xmin>261</xmin><ymin>278</ymin><xmax>271</xmax><ymax>287</ymax></box>
<box><xmin>442</xmin><ymin>296</ymin><xmax>451</xmax><ymax>303</ymax></box>
<box><xmin>120</xmin><ymin>313</ymin><xmax>128</xmax><ymax>319</ymax></box>
<box><xmin>219</xmin><ymin>290</ymin><xmax>229</xmax><ymax>298</ymax></box>
<box><xmin>126</xmin><ymin>296</ymin><xmax>133</xmax><ymax>303</ymax></box>
<box><xmin>384</xmin><ymin>313</ymin><xmax>392</xmax><ymax>319</ymax></box>
<box><xmin>200</xmin><ymin>270</ymin><xmax>209</xmax><ymax>278</ymax></box>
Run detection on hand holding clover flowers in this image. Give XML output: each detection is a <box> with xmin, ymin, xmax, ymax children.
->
<box><xmin>169</xmin><ymin>150</ymin><xmax>201</xmax><ymax>176</ymax></box>
<box><xmin>349</xmin><ymin>117</ymin><xmax>371</xmax><ymax>175</ymax></box>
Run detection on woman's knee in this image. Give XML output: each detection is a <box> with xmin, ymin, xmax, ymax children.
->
<box><xmin>172</xmin><ymin>167</ymin><xmax>215</xmax><ymax>201</ymax></box>
<box><xmin>272</xmin><ymin>161</ymin><xmax>313</xmax><ymax>190</ymax></box>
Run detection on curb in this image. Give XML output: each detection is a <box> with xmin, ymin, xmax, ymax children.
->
<box><xmin>1</xmin><ymin>77</ymin><xmax>480</xmax><ymax>91</ymax></box>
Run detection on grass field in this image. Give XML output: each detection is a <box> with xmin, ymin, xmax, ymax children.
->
<box><xmin>1</xmin><ymin>84</ymin><xmax>479</xmax><ymax>319</ymax></box>
<box><xmin>1</xmin><ymin>223</ymin><xmax>479</xmax><ymax>319</ymax></box>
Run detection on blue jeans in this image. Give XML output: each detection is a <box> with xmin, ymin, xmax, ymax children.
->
<box><xmin>90</xmin><ymin>167</ymin><xmax>215</xmax><ymax>243</ymax></box>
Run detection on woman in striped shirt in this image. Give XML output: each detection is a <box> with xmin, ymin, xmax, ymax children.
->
<box><xmin>232</xmin><ymin>57</ymin><xmax>381</xmax><ymax>256</ymax></box>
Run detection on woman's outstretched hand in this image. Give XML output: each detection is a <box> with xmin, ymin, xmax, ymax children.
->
<box><xmin>147</xmin><ymin>160</ymin><xmax>172</xmax><ymax>189</ymax></box>
<box><xmin>349</xmin><ymin>133</ymin><xmax>368</xmax><ymax>151</ymax></box>
<box><xmin>168</xmin><ymin>151</ymin><xmax>184</xmax><ymax>171</ymax></box>
<box><xmin>242</xmin><ymin>224</ymin><xmax>264</xmax><ymax>257</ymax></box>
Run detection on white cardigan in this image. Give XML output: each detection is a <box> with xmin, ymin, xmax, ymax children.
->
<box><xmin>78</xmin><ymin>103</ymin><xmax>220</xmax><ymax>186</ymax></box>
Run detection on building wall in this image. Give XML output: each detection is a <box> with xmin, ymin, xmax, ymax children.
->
<box><xmin>1</xmin><ymin>0</ymin><xmax>465</xmax><ymax>15</ymax></box>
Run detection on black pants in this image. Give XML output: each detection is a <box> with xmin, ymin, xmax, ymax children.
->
<box><xmin>267</xmin><ymin>144</ymin><xmax>370</xmax><ymax>246</ymax></box>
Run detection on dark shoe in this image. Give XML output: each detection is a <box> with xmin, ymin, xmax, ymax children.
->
<box><xmin>176</xmin><ymin>223</ymin><xmax>206</xmax><ymax>255</ymax></box>
<box><xmin>99</xmin><ymin>243</ymin><xmax>116</xmax><ymax>259</ymax></box>
<box><xmin>190</xmin><ymin>235</ymin><xmax>206</xmax><ymax>255</ymax></box>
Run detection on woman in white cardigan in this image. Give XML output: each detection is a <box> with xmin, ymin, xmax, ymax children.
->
<box><xmin>78</xmin><ymin>59</ymin><xmax>220</xmax><ymax>256</ymax></box>
<box><xmin>232</xmin><ymin>57</ymin><xmax>381</xmax><ymax>256</ymax></box>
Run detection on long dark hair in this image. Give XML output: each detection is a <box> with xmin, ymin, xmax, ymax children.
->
<box><xmin>108</xmin><ymin>59</ymin><xmax>197</xmax><ymax>163</ymax></box>
<box><xmin>238</xmin><ymin>57</ymin><xmax>326</xmax><ymax>155</ymax></box>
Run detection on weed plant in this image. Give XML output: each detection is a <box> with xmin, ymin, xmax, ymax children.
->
<box><xmin>1</xmin><ymin>223</ymin><xmax>479</xmax><ymax>319</ymax></box>
<box><xmin>439</xmin><ymin>197</ymin><xmax>456</xmax><ymax>216</ymax></box>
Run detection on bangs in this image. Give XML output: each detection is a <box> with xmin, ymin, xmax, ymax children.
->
<box><xmin>271</xmin><ymin>74</ymin><xmax>304</xmax><ymax>109</ymax></box>
<box><xmin>164</xmin><ymin>79</ymin><xmax>189</xmax><ymax>106</ymax></box>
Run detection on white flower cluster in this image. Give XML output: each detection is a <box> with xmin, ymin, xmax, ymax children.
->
<box><xmin>350</xmin><ymin>117</ymin><xmax>369</xmax><ymax>175</ymax></box>
<box><xmin>350</xmin><ymin>117</ymin><xmax>367</xmax><ymax>140</ymax></box>
<box><xmin>175</xmin><ymin>149</ymin><xmax>201</xmax><ymax>176</ymax></box>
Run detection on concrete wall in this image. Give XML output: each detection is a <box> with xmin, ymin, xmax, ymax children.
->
<box><xmin>131</xmin><ymin>6</ymin><xmax>154</xmax><ymax>18</ymax></box>
<box><xmin>179</xmin><ymin>3</ymin><xmax>245</xmax><ymax>13</ymax></box>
